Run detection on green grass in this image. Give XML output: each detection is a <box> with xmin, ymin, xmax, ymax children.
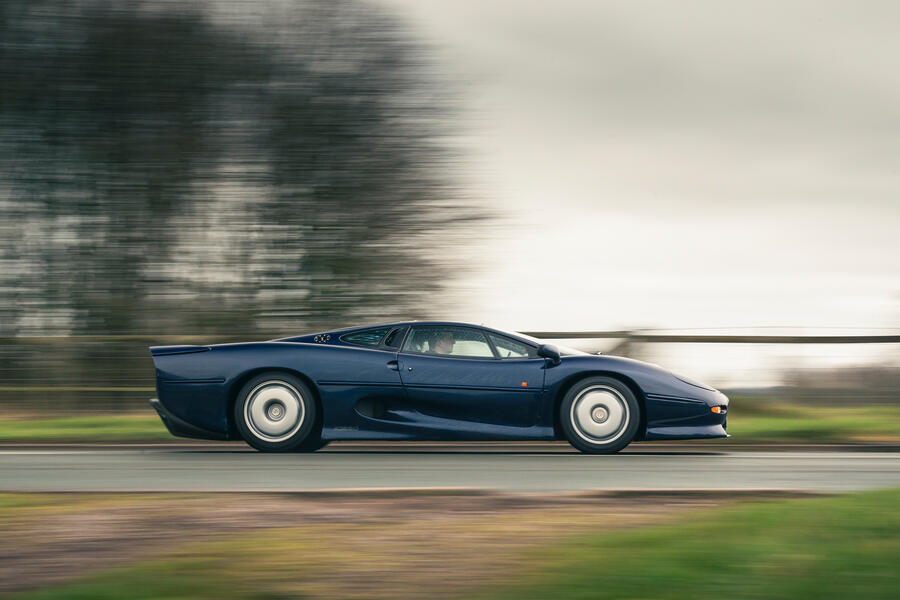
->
<box><xmin>0</xmin><ymin>493</ymin><xmax>63</xmax><ymax>511</ymax></box>
<box><xmin>13</xmin><ymin>566</ymin><xmax>243</xmax><ymax>600</ymax></box>
<box><xmin>0</xmin><ymin>414</ymin><xmax>170</xmax><ymax>443</ymax></box>
<box><xmin>725</xmin><ymin>397</ymin><xmax>900</xmax><ymax>443</ymax></box>
<box><xmin>11</xmin><ymin>490</ymin><xmax>900</xmax><ymax>600</ymax></box>
<box><xmin>477</xmin><ymin>489</ymin><xmax>900</xmax><ymax>600</ymax></box>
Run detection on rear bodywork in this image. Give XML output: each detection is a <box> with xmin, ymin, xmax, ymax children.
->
<box><xmin>149</xmin><ymin>322</ymin><xmax>728</xmax><ymax>442</ymax></box>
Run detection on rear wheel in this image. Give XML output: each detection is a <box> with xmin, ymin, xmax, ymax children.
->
<box><xmin>234</xmin><ymin>372</ymin><xmax>316</xmax><ymax>452</ymax></box>
<box><xmin>560</xmin><ymin>376</ymin><xmax>640</xmax><ymax>454</ymax></box>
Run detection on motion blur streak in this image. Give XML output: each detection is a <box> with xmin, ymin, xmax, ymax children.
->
<box><xmin>0</xmin><ymin>0</ymin><xmax>481</xmax><ymax>339</ymax></box>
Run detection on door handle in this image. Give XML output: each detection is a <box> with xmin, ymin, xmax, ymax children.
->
<box><xmin>387</xmin><ymin>360</ymin><xmax>399</xmax><ymax>371</ymax></box>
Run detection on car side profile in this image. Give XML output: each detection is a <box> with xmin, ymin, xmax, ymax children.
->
<box><xmin>149</xmin><ymin>321</ymin><xmax>728</xmax><ymax>453</ymax></box>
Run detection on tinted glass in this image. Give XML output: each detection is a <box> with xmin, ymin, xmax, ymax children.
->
<box><xmin>402</xmin><ymin>326</ymin><xmax>494</xmax><ymax>358</ymax></box>
<box><xmin>488</xmin><ymin>333</ymin><xmax>536</xmax><ymax>359</ymax></box>
<box><xmin>341</xmin><ymin>328</ymin><xmax>390</xmax><ymax>347</ymax></box>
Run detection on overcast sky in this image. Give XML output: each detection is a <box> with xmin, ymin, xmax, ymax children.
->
<box><xmin>375</xmin><ymin>0</ymin><xmax>899</xmax><ymax>348</ymax></box>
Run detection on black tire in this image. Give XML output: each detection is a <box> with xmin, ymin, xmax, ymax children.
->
<box><xmin>560</xmin><ymin>376</ymin><xmax>640</xmax><ymax>454</ymax></box>
<box><xmin>234</xmin><ymin>372</ymin><xmax>317</xmax><ymax>452</ymax></box>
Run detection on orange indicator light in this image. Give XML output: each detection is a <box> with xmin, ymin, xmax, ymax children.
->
<box><xmin>521</xmin><ymin>381</ymin><xmax>528</xmax><ymax>387</ymax></box>
<box><xmin>711</xmin><ymin>406</ymin><xmax>722</xmax><ymax>414</ymax></box>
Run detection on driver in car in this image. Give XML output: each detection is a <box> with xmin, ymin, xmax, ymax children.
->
<box><xmin>432</xmin><ymin>331</ymin><xmax>455</xmax><ymax>355</ymax></box>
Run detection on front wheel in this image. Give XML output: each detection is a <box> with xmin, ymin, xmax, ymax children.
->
<box><xmin>234</xmin><ymin>372</ymin><xmax>317</xmax><ymax>452</ymax></box>
<box><xmin>560</xmin><ymin>376</ymin><xmax>640</xmax><ymax>454</ymax></box>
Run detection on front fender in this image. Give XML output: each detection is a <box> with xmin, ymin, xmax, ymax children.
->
<box><xmin>544</xmin><ymin>355</ymin><xmax>728</xmax><ymax>440</ymax></box>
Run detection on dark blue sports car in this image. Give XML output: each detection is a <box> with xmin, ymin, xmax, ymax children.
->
<box><xmin>150</xmin><ymin>321</ymin><xmax>728</xmax><ymax>453</ymax></box>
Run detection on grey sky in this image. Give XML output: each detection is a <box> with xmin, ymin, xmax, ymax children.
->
<box><xmin>375</xmin><ymin>0</ymin><xmax>899</xmax><ymax>349</ymax></box>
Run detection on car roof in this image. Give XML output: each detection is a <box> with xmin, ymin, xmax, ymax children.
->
<box><xmin>353</xmin><ymin>321</ymin><xmax>539</xmax><ymax>344</ymax></box>
<box><xmin>280</xmin><ymin>321</ymin><xmax>540</xmax><ymax>345</ymax></box>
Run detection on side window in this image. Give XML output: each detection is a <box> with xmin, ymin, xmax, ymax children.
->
<box><xmin>382</xmin><ymin>327</ymin><xmax>406</xmax><ymax>349</ymax></box>
<box><xmin>341</xmin><ymin>328</ymin><xmax>390</xmax><ymax>347</ymax></box>
<box><xmin>488</xmin><ymin>333</ymin><xmax>536</xmax><ymax>359</ymax></box>
<box><xmin>402</xmin><ymin>327</ymin><xmax>495</xmax><ymax>358</ymax></box>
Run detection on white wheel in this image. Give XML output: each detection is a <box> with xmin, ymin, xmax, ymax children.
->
<box><xmin>234</xmin><ymin>372</ymin><xmax>317</xmax><ymax>452</ymax></box>
<box><xmin>560</xmin><ymin>376</ymin><xmax>640</xmax><ymax>454</ymax></box>
<box><xmin>570</xmin><ymin>385</ymin><xmax>630</xmax><ymax>445</ymax></box>
<box><xmin>243</xmin><ymin>380</ymin><xmax>306</xmax><ymax>443</ymax></box>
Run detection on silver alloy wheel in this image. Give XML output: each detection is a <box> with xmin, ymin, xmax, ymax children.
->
<box><xmin>570</xmin><ymin>384</ymin><xmax>630</xmax><ymax>444</ymax></box>
<box><xmin>243</xmin><ymin>380</ymin><xmax>305</xmax><ymax>443</ymax></box>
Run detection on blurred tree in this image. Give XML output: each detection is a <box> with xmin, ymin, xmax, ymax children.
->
<box><xmin>0</xmin><ymin>0</ymin><xmax>475</xmax><ymax>338</ymax></box>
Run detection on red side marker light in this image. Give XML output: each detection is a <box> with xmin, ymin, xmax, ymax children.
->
<box><xmin>711</xmin><ymin>406</ymin><xmax>722</xmax><ymax>414</ymax></box>
<box><xmin>521</xmin><ymin>381</ymin><xmax>528</xmax><ymax>387</ymax></box>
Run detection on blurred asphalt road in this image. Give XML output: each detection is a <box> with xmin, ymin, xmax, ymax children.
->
<box><xmin>2</xmin><ymin>444</ymin><xmax>899</xmax><ymax>492</ymax></box>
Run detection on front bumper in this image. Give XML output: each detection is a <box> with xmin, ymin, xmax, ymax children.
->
<box><xmin>642</xmin><ymin>391</ymin><xmax>730</xmax><ymax>441</ymax></box>
<box><xmin>150</xmin><ymin>398</ymin><xmax>228</xmax><ymax>441</ymax></box>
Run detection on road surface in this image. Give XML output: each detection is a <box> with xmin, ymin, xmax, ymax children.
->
<box><xmin>2</xmin><ymin>443</ymin><xmax>899</xmax><ymax>492</ymax></box>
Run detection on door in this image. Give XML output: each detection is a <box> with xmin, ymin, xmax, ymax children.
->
<box><xmin>312</xmin><ymin>326</ymin><xmax>408</xmax><ymax>439</ymax></box>
<box><xmin>397</xmin><ymin>325</ymin><xmax>546</xmax><ymax>439</ymax></box>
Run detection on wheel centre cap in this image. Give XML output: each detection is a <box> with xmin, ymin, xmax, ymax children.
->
<box><xmin>267</xmin><ymin>403</ymin><xmax>285</xmax><ymax>421</ymax></box>
<box><xmin>591</xmin><ymin>405</ymin><xmax>609</xmax><ymax>424</ymax></box>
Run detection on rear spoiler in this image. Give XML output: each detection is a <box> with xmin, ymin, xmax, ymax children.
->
<box><xmin>149</xmin><ymin>345</ymin><xmax>211</xmax><ymax>356</ymax></box>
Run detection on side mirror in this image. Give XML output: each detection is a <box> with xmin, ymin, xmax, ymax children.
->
<box><xmin>537</xmin><ymin>344</ymin><xmax>561</xmax><ymax>366</ymax></box>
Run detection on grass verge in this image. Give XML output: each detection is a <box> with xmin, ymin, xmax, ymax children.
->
<box><xmin>0</xmin><ymin>414</ymin><xmax>170</xmax><ymax>443</ymax></box>
<box><xmin>9</xmin><ymin>489</ymin><xmax>899</xmax><ymax>600</ymax></box>
<box><xmin>1</xmin><ymin>491</ymin><xmax>715</xmax><ymax>599</ymax></box>
<box><xmin>477</xmin><ymin>488</ymin><xmax>900</xmax><ymax>600</ymax></box>
<box><xmin>725</xmin><ymin>396</ymin><xmax>900</xmax><ymax>443</ymax></box>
